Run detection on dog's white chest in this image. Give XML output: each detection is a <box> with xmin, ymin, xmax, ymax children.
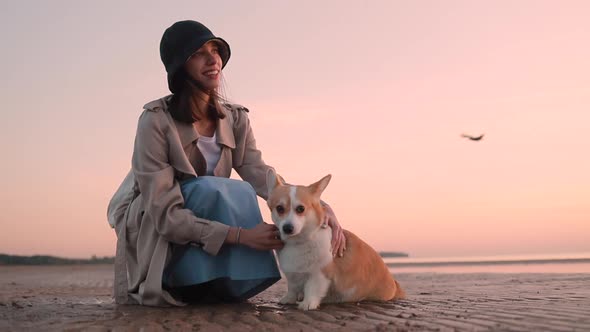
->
<box><xmin>277</xmin><ymin>229</ymin><xmax>332</xmax><ymax>273</ymax></box>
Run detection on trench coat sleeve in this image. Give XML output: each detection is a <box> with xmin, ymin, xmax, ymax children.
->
<box><xmin>231</xmin><ymin>108</ymin><xmax>272</xmax><ymax>201</ymax></box>
<box><xmin>132</xmin><ymin>110</ymin><xmax>229</xmax><ymax>255</ymax></box>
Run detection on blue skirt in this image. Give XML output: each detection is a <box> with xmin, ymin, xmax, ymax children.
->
<box><xmin>162</xmin><ymin>176</ymin><xmax>281</xmax><ymax>303</ymax></box>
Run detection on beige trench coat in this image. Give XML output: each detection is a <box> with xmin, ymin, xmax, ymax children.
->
<box><xmin>107</xmin><ymin>95</ymin><xmax>272</xmax><ymax>306</ymax></box>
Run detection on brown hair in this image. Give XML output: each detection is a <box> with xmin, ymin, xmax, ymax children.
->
<box><xmin>168</xmin><ymin>68</ymin><xmax>227</xmax><ymax>123</ymax></box>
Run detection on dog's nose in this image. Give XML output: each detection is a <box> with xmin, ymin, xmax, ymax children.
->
<box><xmin>282</xmin><ymin>224</ymin><xmax>294</xmax><ymax>234</ymax></box>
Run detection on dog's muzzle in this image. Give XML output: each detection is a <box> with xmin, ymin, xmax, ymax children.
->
<box><xmin>282</xmin><ymin>223</ymin><xmax>294</xmax><ymax>235</ymax></box>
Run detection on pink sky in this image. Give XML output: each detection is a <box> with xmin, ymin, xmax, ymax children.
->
<box><xmin>1</xmin><ymin>1</ymin><xmax>589</xmax><ymax>258</ymax></box>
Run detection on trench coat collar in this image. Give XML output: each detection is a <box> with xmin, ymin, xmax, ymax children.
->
<box><xmin>215</xmin><ymin>106</ymin><xmax>236</xmax><ymax>149</ymax></box>
<box><xmin>143</xmin><ymin>95</ymin><xmax>236</xmax><ymax>150</ymax></box>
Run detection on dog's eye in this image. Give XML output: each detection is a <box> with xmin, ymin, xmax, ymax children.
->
<box><xmin>276</xmin><ymin>205</ymin><xmax>285</xmax><ymax>214</ymax></box>
<box><xmin>295</xmin><ymin>205</ymin><xmax>305</xmax><ymax>214</ymax></box>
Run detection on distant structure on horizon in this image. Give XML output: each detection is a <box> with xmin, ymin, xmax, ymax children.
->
<box><xmin>379</xmin><ymin>252</ymin><xmax>409</xmax><ymax>258</ymax></box>
<box><xmin>0</xmin><ymin>254</ymin><xmax>114</xmax><ymax>265</ymax></box>
<box><xmin>461</xmin><ymin>133</ymin><xmax>485</xmax><ymax>141</ymax></box>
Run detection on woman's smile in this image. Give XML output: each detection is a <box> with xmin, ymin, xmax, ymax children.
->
<box><xmin>202</xmin><ymin>69</ymin><xmax>220</xmax><ymax>80</ymax></box>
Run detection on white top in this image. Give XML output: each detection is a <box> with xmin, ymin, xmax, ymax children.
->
<box><xmin>196</xmin><ymin>131</ymin><xmax>222</xmax><ymax>176</ymax></box>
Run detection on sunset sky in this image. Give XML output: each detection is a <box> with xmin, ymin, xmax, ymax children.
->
<box><xmin>1</xmin><ymin>1</ymin><xmax>589</xmax><ymax>259</ymax></box>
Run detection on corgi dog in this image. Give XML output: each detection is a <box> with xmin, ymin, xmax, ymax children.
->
<box><xmin>266</xmin><ymin>169</ymin><xmax>404</xmax><ymax>310</ymax></box>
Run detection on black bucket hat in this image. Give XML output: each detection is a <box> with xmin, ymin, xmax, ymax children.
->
<box><xmin>160</xmin><ymin>20</ymin><xmax>231</xmax><ymax>93</ymax></box>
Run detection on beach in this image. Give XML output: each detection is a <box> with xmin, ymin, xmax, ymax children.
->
<box><xmin>1</xmin><ymin>264</ymin><xmax>589</xmax><ymax>331</ymax></box>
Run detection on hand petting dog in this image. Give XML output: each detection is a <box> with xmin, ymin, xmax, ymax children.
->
<box><xmin>322</xmin><ymin>203</ymin><xmax>346</xmax><ymax>258</ymax></box>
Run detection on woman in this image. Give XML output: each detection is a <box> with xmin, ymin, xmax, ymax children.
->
<box><xmin>107</xmin><ymin>20</ymin><xmax>345</xmax><ymax>306</ymax></box>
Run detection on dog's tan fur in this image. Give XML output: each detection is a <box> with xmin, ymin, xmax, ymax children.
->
<box><xmin>322</xmin><ymin>230</ymin><xmax>405</xmax><ymax>302</ymax></box>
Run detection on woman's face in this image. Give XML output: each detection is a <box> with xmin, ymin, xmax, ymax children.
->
<box><xmin>184</xmin><ymin>41</ymin><xmax>223</xmax><ymax>91</ymax></box>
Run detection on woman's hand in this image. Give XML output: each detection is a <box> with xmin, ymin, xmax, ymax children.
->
<box><xmin>239</xmin><ymin>223</ymin><xmax>284</xmax><ymax>251</ymax></box>
<box><xmin>323</xmin><ymin>202</ymin><xmax>346</xmax><ymax>257</ymax></box>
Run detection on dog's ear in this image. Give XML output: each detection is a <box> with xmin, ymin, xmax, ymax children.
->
<box><xmin>266</xmin><ymin>168</ymin><xmax>284</xmax><ymax>195</ymax></box>
<box><xmin>309</xmin><ymin>174</ymin><xmax>331</xmax><ymax>197</ymax></box>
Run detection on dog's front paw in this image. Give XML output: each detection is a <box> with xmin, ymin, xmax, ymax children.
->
<box><xmin>297</xmin><ymin>292</ymin><xmax>304</xmax><ymax>302</ymax></box>
<box><xmin>279</xmin><ymin>293</ymin><xmax>297</xmax><ymax>304</ymax></box>
<box><xmin>298</xmin><ymin>297</ymin><xmax>321</xmax><ymax>311</ymax></box>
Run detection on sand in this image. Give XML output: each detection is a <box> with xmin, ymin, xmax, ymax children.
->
<box><xmin>1</xmin><ymin>264</ymin><xmax>589</xmax><ymax>331</ymax></box>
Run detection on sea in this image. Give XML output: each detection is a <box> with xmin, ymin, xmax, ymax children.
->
<box><xmin>384</xmin><ymin>252</ymin><xmax>590</xmax><ymax>274</ymax></box>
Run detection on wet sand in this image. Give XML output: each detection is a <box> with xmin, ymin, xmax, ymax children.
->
<box><xmin>1</xmin><ymin>264</ymin><xmax>589</xmax><ymax>331</ymax></box>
